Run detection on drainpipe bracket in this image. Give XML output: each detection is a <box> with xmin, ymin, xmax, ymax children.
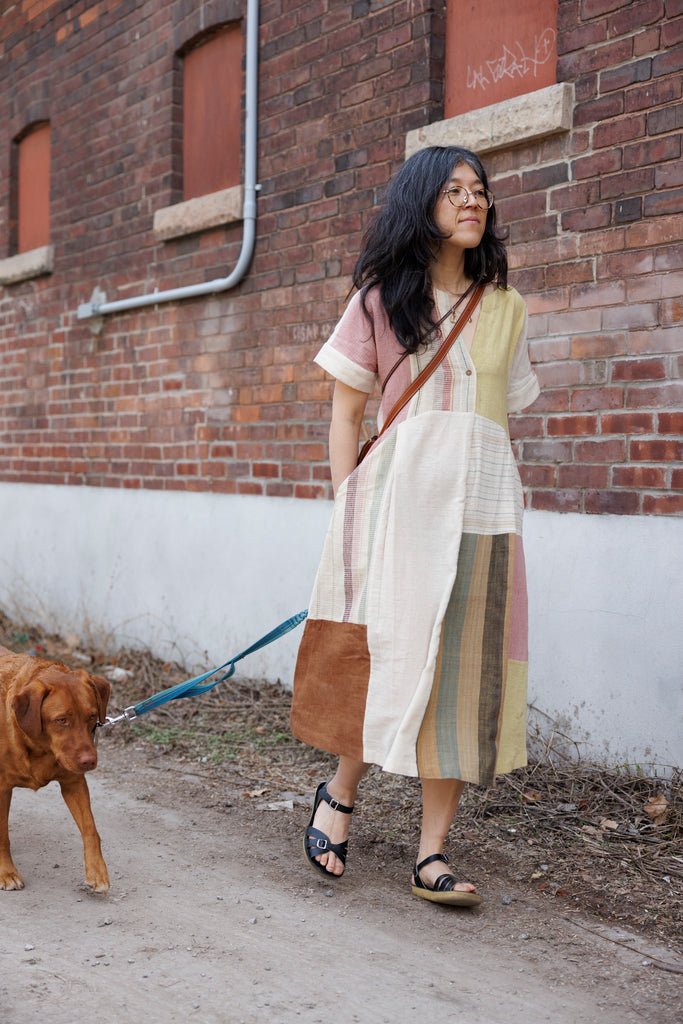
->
<box><xmin>78</xmin><ymin>286</ymin><xmax>107</xmax><ymax>334</ymax></box>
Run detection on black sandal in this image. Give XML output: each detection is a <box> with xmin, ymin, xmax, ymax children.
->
<box><xmin>411</xmin><ymin>853</ymin><xmax>482</xmax><ymax>906</ymax></box>
<box><xmin>303</xmin><ymin>781</ymin><xmax>354</xmax><ymax>879</ymax></box>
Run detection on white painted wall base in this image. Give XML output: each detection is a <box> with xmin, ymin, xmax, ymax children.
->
<box><xmin>0</xmin><ymin>482</ymin><xmax>680</xmax><ymax>769</ymax></box>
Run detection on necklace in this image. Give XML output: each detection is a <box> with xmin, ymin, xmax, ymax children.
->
<box><xmin>451</xmin><ymin>302</ymin><xmax>473</xmax><ymax>324</ymax></box>
<box><xmin>440</xmin><ymin>287</ymin><xmax>474</xmax><ymax>323</ymax></box>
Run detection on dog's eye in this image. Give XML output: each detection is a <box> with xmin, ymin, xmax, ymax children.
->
<box><xmin>55</xmin><ymin>717</ymin><xmax>69</xmax><ymax>726</ymax></box>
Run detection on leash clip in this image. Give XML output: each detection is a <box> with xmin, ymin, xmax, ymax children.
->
<box><xmin>97</xmin><ymin>706</ymin><xmax>138</xmax><ymax>729</ymax></box>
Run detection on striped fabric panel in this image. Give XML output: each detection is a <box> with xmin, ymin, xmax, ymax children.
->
<box><xmin>416</xmin><ymin>532</ymin><xmax>525</xmax><ymax>786</ymax></box>
<box><xmin>463</xmin><ymin>418</ymin><xmax>524</xmax><ymax>535</ymax></box>
<box><xmin>310</xmin><ymin>431</ymin><xmax>397</xmax><ymax>624</ymax></box>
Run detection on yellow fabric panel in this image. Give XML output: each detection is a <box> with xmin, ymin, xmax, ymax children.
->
<box><xmin>494</xmin><ymin>658</ymin><xmax>529</xmax><ymax>776</ymax></box>
<box><xmin>472</xmin><ymin>288</ymin><xmax>527</xmax><ymax>432</ymax></box>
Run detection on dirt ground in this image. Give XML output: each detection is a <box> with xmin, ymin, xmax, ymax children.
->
<box><xmin>1</xmin><ymin>616</ymin><xmax>681</xmax><ymax>1023</ymax></box>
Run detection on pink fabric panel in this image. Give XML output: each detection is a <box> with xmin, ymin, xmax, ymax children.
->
<box><xmin>508</xmin><ymin>534</ymin><xmax>529</xmax><ymax>662</ymax></box>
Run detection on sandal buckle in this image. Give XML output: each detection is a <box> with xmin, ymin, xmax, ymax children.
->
<box><xmin>328</xmin><ymin>797</ymin><xmax>340</xmax><ymax>811</ymax></box>
<box><xmin>315</xmin><ymin>838</ymin><xmax>328</xmax><ymax>851</ymax></box>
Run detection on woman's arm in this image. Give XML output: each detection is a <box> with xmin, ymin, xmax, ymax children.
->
<box><xmin>329</xmin><ymin>380</ymin><xmax>370</xmax><ymax>496</ymax></box>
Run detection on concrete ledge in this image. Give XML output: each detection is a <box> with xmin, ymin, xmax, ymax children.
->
<box><xmin>405</xmin><ymin>82</ymin><xmax>573</xmax><ymax>158</ymax></box>
<box><xmin>0</xmin><ymin>245</ymin><xmax>54</xmax><ymax>285</ymax></box>
<box><xmin>153</xmin><ymin>185</ymin><xmax>243</xmax><ymax>241</ymax></box>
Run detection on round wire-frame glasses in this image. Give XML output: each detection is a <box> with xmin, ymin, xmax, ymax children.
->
<box><xmin>442</xmin><ymin>185</ymin><xmax>494</xmax><ymax>210</ymax></box>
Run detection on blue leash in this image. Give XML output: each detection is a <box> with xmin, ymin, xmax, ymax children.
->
<box><xmin>99</xmin><ymin>609</ymin><xmax>308</xmax><ymax>728</ymax></box>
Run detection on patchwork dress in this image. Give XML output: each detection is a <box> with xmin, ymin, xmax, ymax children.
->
<box><xmin>290</xmin><ymin>285</ymin><xmax>540</xmax><ymax>786</ymax></box>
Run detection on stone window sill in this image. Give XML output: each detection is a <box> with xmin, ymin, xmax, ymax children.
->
<box><xmin>153</xmin><ymin>185</ymin><xmax>243</xmax><ymax>241</ymax></box>
<box><xmin>0</xmin><ymin>245</ymin><xmax>54</xmax><ymax>285</ymax></box>
<box><xmin>405</xmin><ymin>82</ymin><xmax>573</xmax><ymax>158</ymax></box>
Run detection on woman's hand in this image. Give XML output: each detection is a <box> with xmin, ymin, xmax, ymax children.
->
<box><xmin>329</xmin><ymin>380</ymin><xmax>370</xmax><ymax>496</ymax></box>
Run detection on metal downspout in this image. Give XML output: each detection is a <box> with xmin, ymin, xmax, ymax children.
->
<box><xmin>77</xmin><ymin>0</ymin><xmax>260</xmax><ymax>321</ymax></box>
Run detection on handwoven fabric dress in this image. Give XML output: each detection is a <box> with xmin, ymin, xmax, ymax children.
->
<box><xmin>291</xmin><ymin>285</ymin><xmax>540</xmax><ymax>786</ymax></box>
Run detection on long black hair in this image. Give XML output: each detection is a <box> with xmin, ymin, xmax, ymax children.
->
<box><xmin>352</xmin><ymin>146</ymin><xmax>508</xmax><ymax>353</ymax></box>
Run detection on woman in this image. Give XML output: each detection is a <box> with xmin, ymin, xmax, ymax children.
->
<box><xmin>290</xmin><ymin>145</ymin><xmax>540</xmax><ymax>906</ymax></box>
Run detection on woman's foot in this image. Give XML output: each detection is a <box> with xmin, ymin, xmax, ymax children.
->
<box><xmin>411</xmin><ymin>853</ymin><xmax>482</xmax><ymax>906</ymax></box>
<box><xmin>303</xmin><ymin>780</ymin><xmax>355</xmax><ymax>878</ymax></box>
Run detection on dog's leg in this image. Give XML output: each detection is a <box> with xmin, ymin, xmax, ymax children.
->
<box><xmin>0</xmin><ymin>788</ymin><xmax>25</xmax><ymax>890</ymax></box>
<box><xmin>59</xmin><ymin>777</ymin><xmax>109</xmax><ymax>893</ymax></box>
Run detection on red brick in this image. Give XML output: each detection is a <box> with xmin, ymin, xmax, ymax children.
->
<box><xmin>623</xmin><ymin>135</ymin><xmax>681</xmax><ymax>169</ymax></box>
<box><xmin>611</xmin><ymin>359</ymin><xmax>666</xmax><ymax>382</ymax></box>
<box><xmin>602</xmin><ymin>303</ymin><xmax>659</xmax><ymax>330</ymax></box>
<box><xmin>662</xmin><ymin>16</ymin><xmax>683</xmax><ymax>46</ymax></box>
<box><xmin>629</xmin><ymin>326</ymin><xmax>683</xmax><ymax>354</ymax></box>
<box><xmin>547</xmin><ymin>415</ymin><xmax>599</xmax><ymax>437</ymax></box>
<box><xmin>593</xmin><ymin>115</ymin><xmax>646</xmax><ymax>149</ymax></box>
<box><xmin>508</xmin><ymin>416</ymin><xmax>544</xmax><ymax>440</ymax></box>
<box><xmin>571</xmin><ymin>387</ymin><xmax>623</xmax><ymax>412</ymax></box>
<box><xmin>627</xmin><ymin>384</ymin><xmax>683</xmax><ymax>408</ymax></box>
<box><xmin>571</xmin><ymin>334</ymin><xmax>628</xmax><ymax>359</ymax></box>
<box><xmin>560</xmin><ymin>205</ymin><xmax>612</xmax><ymax>232</ymax></box>
<box><xmin>574</xmin><ymin>439</ymin><xmax>627</xmax><ymax>463</ymax></box>
<box><xmin>642</xmin><ymin>493</ymin><xmax>683</xmax><ymax>515</ymax></box>
<box><xmin>535</xmin><ymin>390</ymin><xmax>570</xmax><ymax>413</ymax></box>
<box><xmin>658</xmin><ymin>412</ymin><xmax>683</xmax><ymax>434</ymax></box>
<box><xmin>652</xmin><ymin>45</ymin><xmax>683</xmax><ymax>77</ymax></box>
<box><xmin>522</xmin><ymin>440</ymin><xmax>574</xmax><ymax>463</ymax></box>
<box><xmin>571</xmin><ymin>149</ymin><xmax>622</xmax><ymax>180</ymax></box>
<box><xmin>609</xmin><ymin>0</ymin><xmax>664</xmax><ymax>35</ymax></box>
<box><xmin>558</xmin><ymin>464</ymin><xmax>609</xmax><ymax>488</ymax></box>
<box><xmin>601</xmin><ymin>412</ymin><xmax>654</xmax><ymax>434</ymax></box>
<box><xmin>599</xmin><ymin>58</ymin><xmax>652</xmax><ymax>94</ymax></box>
<box><xmin>656</xmin><ymin>161</ymin><xmax>683</xmax><ymax>189</ymax></box>
<box><xmin>585</xmin><ymin>490</ymin><xmax>640</xmax><ymax>514</ymax></box>
<box><xmin>530</xmin><ymin>489</ymin><xmax>582</xmax><ymax>513</ymax></box>
<box><xmin>630</xmin><ymin>440</ymin><xmax>683</xmax><ymax>461</ymax></box>
<box><xmin>612</xmin><ymin>466</ymin><xmax>667</xmax><ymax>489</ymax></box>
<box><xmin>596</xmin><ymin>250</ymin><xmax>653</xmax><ymax>279</ymax></box>
<box><xmin>578</xmin><ymin>226</ymin><xmax>626</xmax><ymax>258</ymax></box>
<box><xmin>536</xmin><ymin>362</ymin><xmax>582</xmax><ymax>387</ymax></box>
<box><xmin>519</xmin><ymin>465</ymin><xmax>557</xmax><ymax>487</ymax></box>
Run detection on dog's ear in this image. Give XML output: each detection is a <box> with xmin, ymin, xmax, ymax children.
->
<box><xmin>88</xmin><ymin>675</ymin><xmax>111</xmax><ymax>722</ymax></box>
<box><xmin>12</xmin><ymin>681</ymin><xmax>49</xmax><ymax>742</ymax></box>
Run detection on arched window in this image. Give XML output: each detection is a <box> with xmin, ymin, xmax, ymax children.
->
<box><xmin>182</xmin><ymin>24</ymin><xmax>242</xmax><ymax>201</ymax></box>
<box><xmin>17</xmin><ymin>121</ymin><xmax>51</xmax><ymax>252</ymax></box>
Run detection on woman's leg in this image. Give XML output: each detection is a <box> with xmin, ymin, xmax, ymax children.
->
<box><xmin>414</xmin><ymin>778</ymin><xmax>477</xmax><ymax>893</ymax></box>
<box><xmin>310</xmin><ymin>755</ymin><xmax>369</xmax><ymax>876</ymax></box>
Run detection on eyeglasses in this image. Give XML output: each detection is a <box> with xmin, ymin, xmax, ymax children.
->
<box><xmin>442</xmin><ymin>185</ymin><xmax>494</xmax><ymax>210</ymax></box>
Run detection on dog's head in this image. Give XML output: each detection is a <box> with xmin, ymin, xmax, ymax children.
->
<box><xmin>10</xmin><ymin>661</ymin><xmax>111</xmax><ymax>774</ymax></box>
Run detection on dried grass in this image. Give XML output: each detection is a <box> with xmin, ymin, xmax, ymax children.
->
<box><xmin>2</xmin><ymin>609</ymin><xmax>680</xmax><ymax>948</ymax></box>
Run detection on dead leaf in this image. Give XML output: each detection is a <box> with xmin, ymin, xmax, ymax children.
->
<box><xmin>600</xmin><ymin>818</ymin><xmax>619</xmax><ymax>831</ymax></box>
<box><xmin>523</xmin><ymin>790</ymin><xmax>541</xmax><ymax>803</ymax></box>
<box><xmin>246</xmin><ymin>788</ymin><xmax>267</xmax><ymax>798</ymax></box>
<box><xmin>643</xmin><ymin>793</ymin><xmax>670</xmax><ymax>825</ymax></box>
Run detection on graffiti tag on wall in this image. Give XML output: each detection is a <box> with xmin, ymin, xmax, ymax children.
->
<box><xmin>467</xmin><ymin>29</ymin><xmax>556</xmax><ymax>92</ymax></box>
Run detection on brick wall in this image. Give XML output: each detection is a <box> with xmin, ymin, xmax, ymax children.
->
<box><xmin>0</xmin><ymin>0</ymin><xmax>680</xmax><ymax>514</ymax></box>
<box><xmin>505</xmin><ymin>0</ymin><xmax>683</xmax><ymax>515</ymax></box>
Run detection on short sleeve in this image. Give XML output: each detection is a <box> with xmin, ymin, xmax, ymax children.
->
<box><xmin>507</xmin><ymin>308</ymin><xmax>540</xmax><ymax>413</ymax></box>
<box><xmin>314</xmin><ymin>291</ymin><xmax>379</xmax><ymax>394</ymax></box>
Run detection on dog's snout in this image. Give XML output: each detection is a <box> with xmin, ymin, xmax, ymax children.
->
<box><xmin>78</xmin><ymin>749</ymin><xmax>97</xmax><ymax>771</ymax></box>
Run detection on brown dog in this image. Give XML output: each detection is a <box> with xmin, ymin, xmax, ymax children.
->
<box><xmin>0</xmin><ymin>644</ymin><xmax>111</xmax><ymax>892</ymax></box>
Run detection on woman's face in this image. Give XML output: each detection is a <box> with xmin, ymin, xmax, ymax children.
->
<box><xmin>432</xmin><ymin>161</ymin><xmax>488</xmax><ymax>252</ymax></box>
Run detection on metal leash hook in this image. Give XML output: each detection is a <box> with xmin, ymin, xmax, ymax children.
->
<box><xmin>97</xmin><ymin>706</ymin><xmax>138</xmax><ymax>730</ymax></box>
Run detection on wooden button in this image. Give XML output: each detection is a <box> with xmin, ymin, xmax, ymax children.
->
<box><xmin>466</xmin><ymin>369</ymin><xmax>472</xmax><ymax>376</ymax></box>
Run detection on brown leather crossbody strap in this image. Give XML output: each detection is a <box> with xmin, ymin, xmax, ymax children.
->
<box><xmin>376</xmin><ymin>282</ymin><xmax>485</xmax><ymax>440</ymax></box>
